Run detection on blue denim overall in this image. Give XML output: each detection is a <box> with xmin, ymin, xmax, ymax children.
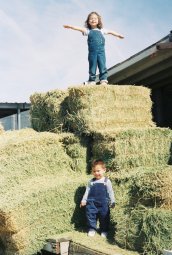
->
<box><xmin>88</xmin><ymin>29</ymin><xmax>108</xmax><ymax>82</ymax></box>
<box><xmin>86</xmin><ymin>178</ymin><xmax>110</xmax><ymax>232</ymax></box>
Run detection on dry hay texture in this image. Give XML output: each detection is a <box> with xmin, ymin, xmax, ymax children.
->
<box><xmin>128</xmin><ymin>167</ymin><xmax>172</xmax><ymax>209</ymax></box>
<box><xmin>0</xmin><ymin>129</ymin><xmax>89</xmax><ymax>255</ymax></box>
<box><xmin>30</xmin><ymin>89</ymin><xmax>69</xmax><ymax>133</ymax></box>
<box><xmin>112</xmin><ymin>205</ymin><xmax>172</xmax><ymax>255</ymax></box>
<box><xmin>109</xmin><ymin>165</ymin><xmax>172</xmax><ymax>254</ymax></box>
<box><xmin>92</xmin><ymin>127</ymin><xmax>172</xmax><ymax>170</ymax></box>
<box><xmin>59</xmin><ymin>132</ymin><xmax>92</xmax><ymax>172</ymax></box>
<box><xmin>67</xmin><ymin>85</ymin><xmax>155</xmax><ymax>134</ymax></box>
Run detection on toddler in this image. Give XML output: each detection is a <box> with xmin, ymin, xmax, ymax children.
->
<box><xmin>80</xmin><ymin>159</ymin><xmax>115</xmax><ymax>237</ymax></box>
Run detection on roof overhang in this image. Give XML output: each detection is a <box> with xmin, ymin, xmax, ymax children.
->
<box><xmin>107</xmin><ymin>34</ymin><xmax>172</xmax><ymax>89</ymax></box>
<box><xmin>0</xmin><ymin>103</ymin><xmax>30</xmax><ymax>118</ymax></box>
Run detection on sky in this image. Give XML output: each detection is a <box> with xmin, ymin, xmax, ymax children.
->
<box><xmin>0</xmin><ymin>0</ymin><xmax>171</xmax><ymax>102</ymax></box>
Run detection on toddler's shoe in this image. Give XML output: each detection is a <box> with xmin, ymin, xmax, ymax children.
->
<box><xmin>100</xmin><ymin>80</ymin><xmax>108</xmax><ymax>85</ymax></box>
<box><xmin>88</xmin><ymin>229</ymin><xmax>96</xmax><ymax>237</ymax></box>
<box><xmin>101</xmin><ymin>232</ymin><xmax>107</xmax><ymax>238</ymax></box>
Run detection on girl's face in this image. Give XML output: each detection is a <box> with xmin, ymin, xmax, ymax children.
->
<box><xmin>92</xmin><ymin>164</ymin><xmax>106</xmax><ymax>179</ymax></box>
<box><xmin>88</xmin><ymin>14</ymin><xmax>99</xmax><ymax>28</ymax></box>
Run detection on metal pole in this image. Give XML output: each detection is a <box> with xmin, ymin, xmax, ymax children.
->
<box><xmin>12</xmin><ymin>114</ymin><xmax>15</xmax><ymax>130</ymax></box>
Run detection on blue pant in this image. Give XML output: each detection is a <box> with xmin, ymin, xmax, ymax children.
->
<box><xmin>88</xmin><ymin>49</ymin><xmax>107</xmax><ymax>82</ymax></box>
<box><xmin>86</xmin><ymin>200</ymin><xmax>110</xmax><ymax>232</ymax></box>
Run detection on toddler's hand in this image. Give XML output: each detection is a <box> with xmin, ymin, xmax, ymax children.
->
<box><xmin>111</xmin><ymin>203</ymin><xmax>115</xmax><ymax>209</ymax></box>
<box><xmin>80</xmin><ymin>201</ymin><xmax>86</xmax><ymax>208</ymax></box>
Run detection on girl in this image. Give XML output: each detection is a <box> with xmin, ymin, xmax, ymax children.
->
<box><xmin>64</xmin><ymin>11</ymin><xmax>124</xmax><ymax>85</ymax></box>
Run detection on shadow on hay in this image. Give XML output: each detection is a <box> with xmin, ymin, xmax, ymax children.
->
<box><xmin>168</xmin><ymin>142</ymin><xmax>172</xmax><ymax>165</ymax></box>
<box><xmin>75</xmin><ymin>134</ymin><xmax>93</xmax><ymax>174</ymax></box>
<box><xmin>71</xmin><ymin>186</ymin><xmax>87</xmax><ymax>232</ymax></box>
<box><xmin>106</xmin><ymin>220</ymin><xmax>117</xmax><ymax>245</ymax></box>
<box><xmin>0</xmin><ymin>239</ymin><xmax>5</xmax><ymax>255</ymax></box>
<box><xmin>0</xmin><ymin>235</ymin><xmax>21</xmax><ymax>255</ymax></box>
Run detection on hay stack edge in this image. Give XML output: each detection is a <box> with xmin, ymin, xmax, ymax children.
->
<box><xmin>0</xmin><ymin>123</ymin><xmax>4</xmax><ymax>134</ymax></box>
<box><xmin>0</xmin><ymin>84</ymin><xmax>172</xmax><ymax>255</ymax></box>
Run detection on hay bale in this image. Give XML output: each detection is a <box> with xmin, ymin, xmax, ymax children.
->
<box><xmin>29</xmin><ymin>92</ymin><xmax>47</xmax><ymax>131</ymax></box>
<box><xmin>0</xmin><ymin>129</ymin><xmax>73</xmax><ymax>191</ymax></box>
<box><xmin>30</xmin><ymin>89</ymin><xmax>68</xmax><ymax>132</ymax></box>
<box><xmin>0</xmin><ymin>129</ymin><xmax>91</xmax><ymax>194</ymax></box>
<box><xmin>67</xmin><ymin>85</ymin><xmax>154</xmax><ymax>134</ymax></box>
<box><xmin>92</xmin><ymin>127</ymin><xmax>172</xmax><ymax>170</ymax></box>
<box><xmin>0</xmin><ymin>175</ymin><xmax>88</xmax><ymax>255</ymax></box>
<box><xmin>129</xmin><ymin>166</ymin><xmax>172</xmax><ymax>209</ymax></box>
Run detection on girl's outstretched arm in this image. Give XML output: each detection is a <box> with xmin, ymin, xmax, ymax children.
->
<box><xmin>63</xmin><ymin>25</ymin><xmax>86</xmax><ymax>33</ymax></box>
<box><xmin>107</xmin><ymin>30</ymin><xmax>124</xmax><ymax>39</ymax></box>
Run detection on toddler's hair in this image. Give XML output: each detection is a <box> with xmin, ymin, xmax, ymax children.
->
<box><xmin>85</xmin><ymin>12</ymin><xmax>103</xmax><ymax>29</ymax></box>
<box><xmin>92</xmin><ymin>159</ymin><xmax>106</xmax><ymax>169</ymax></box>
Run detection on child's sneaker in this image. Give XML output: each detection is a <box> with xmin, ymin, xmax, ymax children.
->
<box><xmin>88</xmin><ymin>229</ymin><xmax>96</xmax><ymax>237</ymax></box>
<box><xmin>101</xmin><ymin>232</ymin><xmax>107</xmax><ymax>238</ymax></box>
<box><xmin>83</xmin><ymin>81</ymin><xmax>96</xmax><ymax>85</ymax></box>
<box><xmin>100</xmin><ymin>80</ymin><xmax>108</xmax><ymax>85</ymax></box>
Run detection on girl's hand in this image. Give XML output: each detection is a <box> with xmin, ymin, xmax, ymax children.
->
<box><xmin>80</xmin><ymin>201</ymin><xmax>86</xmax><ymax>207</ymax></box>
<box><xmin>63</xmin><ymin>25</ymin><xmax>71</xmax><ymax>29</ymax></box>
<box><xmin>118</xmin><ymin>35</ymin><xmax>124</xmax><ymax>39</ymax></box>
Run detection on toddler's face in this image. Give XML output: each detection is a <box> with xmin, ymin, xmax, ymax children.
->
<box><xmin>88</xmin><ymin>14</ymin><xmax>99</xmax><ymax>28</ymax></box>
<box><xmin>92</xmin><ymin>164</ymin><xmax>106</xmax><ymax>179</ymax></box>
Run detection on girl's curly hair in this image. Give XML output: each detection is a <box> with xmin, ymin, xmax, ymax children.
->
<box><xmin>85</xmin><ymin>12</ymin><xmax>103</xmax><ymax>29</ymax></box>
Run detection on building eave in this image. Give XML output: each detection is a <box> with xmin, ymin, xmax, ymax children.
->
<box><xmin>107</xmin><ymin>34</ymin><xmax>172</xmax><ymax>89</ymax></box>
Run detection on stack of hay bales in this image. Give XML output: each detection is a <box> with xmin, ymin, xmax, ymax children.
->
<box><xmin>0</xmin><ymin>129</ymin><xmax>88</xmax><ymax>255</ymax></box>
<box><xmin>2</xmin><ymin>84</ymin><xmax>172</xmax><ymax>255</ymax></box>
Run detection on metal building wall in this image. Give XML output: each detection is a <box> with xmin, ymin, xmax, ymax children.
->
<box><xmin>0</xmin><ymin>110</ymin><xmax>31</xmax><ymax>131</ymax></box>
